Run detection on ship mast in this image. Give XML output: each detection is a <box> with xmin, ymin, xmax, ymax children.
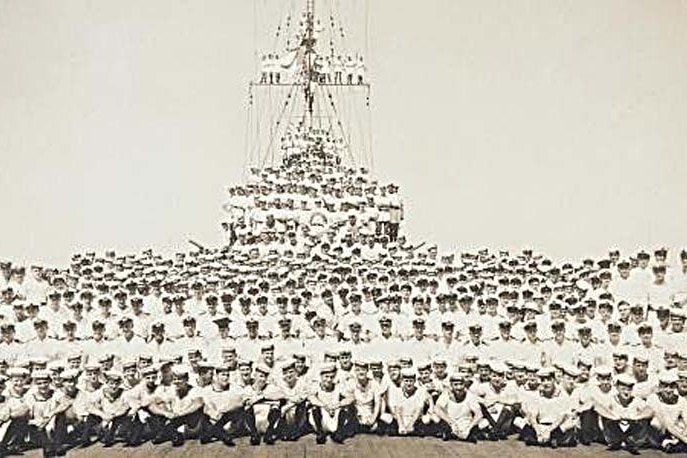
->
<box><xmin>245</xmin><ymin>0</ymin><xmax>373</xmax><ymax>170</ymax></box>
<box><xmin>304</xmin><ymin>0</ymin><xmax>315</xmax><ymax>123</ymax></box>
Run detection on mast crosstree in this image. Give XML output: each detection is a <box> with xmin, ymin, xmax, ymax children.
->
<box><xmin>246</xmin><ymin>0</ymin><xmax>372</xmax><ymax>171</ymax></box>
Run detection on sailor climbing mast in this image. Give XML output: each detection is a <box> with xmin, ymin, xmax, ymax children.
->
<box><xmin>246</xmin><ymin>0</ymin><xmax>372</xmax><ymax>170</ymax></box>
<box><xmin>304</xmin><ymin>0</ymin><xmax>315</xmax><ymax>121</ymax></box>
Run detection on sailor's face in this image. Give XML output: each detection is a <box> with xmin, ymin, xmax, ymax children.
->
<box><xmin>144</xmin><ymin>373</ymin><xmax>157</xmax><ymax>386</ymax></box>
<box><xmin>388</xmin><ymin>366</ymin><xmax>400</xmax><ymax>381</ymax></box>
<box><xmin>283</xmin><ymin>368</ymin><xmax>296</xmax><ymax>384</ymax></box>
<box><xmin>633</xmin><ymin>360</ymin><xmax>648</xmax><ymax>378</ymax></box>
<box><xmin>539</xmin><ymin>377</ymin><xmax>554</xmax><ymax>393</ymax></box>
<box><xmin>491</xmin><ymin>372</ymin><xmax>504</xmax><ymax>387</ymax></box>
<box><xmin>613</xmin><ymin>355</ymin><xmax>627</xmax><ymax>371</ymax></box>
<box><xmin>617</xmin><ymin>383</ymin><xmax>633</xmax><ymax>401</ymax></box>
<box><xmin>106</xmin><ymin>379</ymin><xmax>120</xmax><ymax>392</ymax></box>
<box><xmin>173</xmin><ymin>375</ymin><xmax>188</xmax><ymax>391</ymax></box>
<box><xmin>401</xmin><ymin>377</ymin><xmax>415</xmax><ymax>392</ymax></box>
<box><xmin>671</xmin><ymin>317</ymin><xmax>685</xmax><ymax>332</ymax></box>
<box><xmin>354</xmin><ymin>366</ymin><xmax>368</xmax><ymax>381</ymax></box>
<box><xmin>321</xmin><ymin>372</ymin><xmax>335</xmax><ymax>388</ymax></box>
<box><xmin>450</xmin><ymin>379</ymin><xmax>466</xmax><ymax>395</ymax></box>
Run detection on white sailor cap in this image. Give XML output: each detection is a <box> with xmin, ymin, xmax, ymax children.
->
<box><xmin>616</xmin><ymin>373</ymin><xmax>636</xmax><ymax>386</ymax></box>
<box><xmin>537</xmin><ymin>367</ymin><xmax>555</xmax><ymax>378</ymax></box>
<box><xmin>560</xmin><ymin>364</ymin><xmax>580</xmax><ymax>377</ymax></box>
<box><xmin>28</xmin><ymin>366</ymin><xmax>51</xmax><ymax>379</ymax></box>
<box><xmin>489</xmin><ymin>362</ymin><xmax>507</xmax><ymax>375</ymax></box>
<box><xmin>400</xmin><ymin>368</ymin><xmax>417</xmax><ymax>379</ymax></box>
<box><xmin>171</xmin><ymin>364</ymin><xmax>191</xmax><ymax>377</ymax></box>
<box><xmin>60</xmin><ymin>369</ymin><xmax>80</xmax><ymax>380</ymax></box>
<box><xmin>658</xmin><ymin>371</ymin><xmax>679</xmax><ymax>385</ymax></box>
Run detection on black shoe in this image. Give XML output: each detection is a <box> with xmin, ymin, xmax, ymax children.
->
<box><xmin>549</xmin><ymin>438</ymin><xmax>558</xmax><ymax>449</ymax></box>
<box><xmin>78</xmin><ymin>438</ymin><xmax>94</xmax><ymax>449</ymax></box>
<box><xmin>171</xmin><ymin>433</ymin><xmax>184</xmax><ymax>447</ymax></box>
<box><xmin>151</xmin><ymin>434</ymin><xmax>167</xmax><ymax>445</ymax></box>
<box><xmin>316</xmin><ymin>434</ymin><xmax>327</xmax><ymax>445</ymax></box>
<box><xmin>221</xmin><ymin>437</ymin><xmax>236</xmax><ymax>447</ymax></box>
<box><xmin>625</xmin><ymin>445</ymin><xmax>640</xmax><ymax>456</ymax></box>
<box><xmin>606</xmin><ymin>444</ymin><xmax>622</xmax><ymax>451</ymax></box>
<box><xmin>249</xmin><ymin>435</ymin><xmax>261</xmax><ymax>446</ymax></box>
<box><xmin>331</xmin><ymin>433</ymin><xmax>344</xmax><ymax>444</ymax></box>
<box><xmin>199</xmin><ymin>435</ymin><xmax>213</xmax><ymax>445</ymax></box>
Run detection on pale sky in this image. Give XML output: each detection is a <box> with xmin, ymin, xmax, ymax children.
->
<box><xmin>1</xmin><ymin>0</ymin><xmax>686</xmax><ymax>266</ymax></box>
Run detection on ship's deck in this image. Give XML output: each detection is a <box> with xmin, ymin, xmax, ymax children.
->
<box><xmin>34</xmin><ymin>434</ymin><xmax>666</xmax><ymax>457</ymax></box>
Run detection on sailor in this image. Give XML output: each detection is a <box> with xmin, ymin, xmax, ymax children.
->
<box><xmin>25</xmin><ymin>369</ymin><xmax>70</xmax><ymax>455</ymax></box>
<box><xmin>57</xmin><ymin>368</ymin><xmax>90</xmax><ymax>447</ymax></box>
<box><xmin>151</xmin><ymin>365</ymin><xmax>205</xmax><ymax>447</ymax></box>
<box><xmin>121</xmin><ymin>359</ymin><xmax>139</xmax><ymax>391</ymax></box>
<box><xmin>544</xmin><ymin>320</ymin><xmax>575</xmax><ymax>366</ymax></box>
<box><xmin>521</xmin><ymin>321</ymin><xmax>545</xmax><ymax>366</ymax></box>
<box><xmin>386</xmin><ymin>368</ymin><xmax>433</xmax><ymax>436</ymax></box>
<box><xmin>336</xmin><ymin>349</ymin><xmax>355</xmax><ymax>386</ymax></box>
<box><xmin>123</xmin><ymin>364</ymin><xmax>164</xmax><ymax>446</ymax></box>
<box><xmin>308</xmin><ymin>362</ymin><xmax>355</xmax><ymax>444</ymax></box>
<box><xmin>276</xmin><ymin>359</ymin><xmax>309</xmax><ymax>441</ymax></box>
<box><xmin>461</xmin><ymin>322</ymin><xmax>489</xmax><ymax>358</ymax></box>
<box><xmin>646</xmin><ymin>371</ymin><xmax>687</xmax><ymax>452</ymax></box>
<box><xmin>173</xmin><ymin>315</ymin><xmax>206</xmax><ymax>355</ymax></box>
<box><xmin>576</xmin><ymin>365</ymin><xmax>613</xmax><ymax>444</ymax></box>
<box><xmin>519</xmin><ymin>367</ymin><xmax>577</xmax><ymax>448</ymax></box>
<box><xmin>199</xmin><ymin>363</ymin><xmax>245</xmax><ymax>447</ymax></box>
<box><xmin>595</xmin><ymin>373</ymin><xmax>652</xmax><ymax>454</ymax></box>
<box><xmin>473</xmin><ymin>362</ymin><xmax>518</xmax><ymax>440</ymax></box>
<box><xmin>434</xmin><ymin>373</ymin><xmax>483</xmax><ymax>442</ymax></box>
<box><xmin>242</xmin><ymin>363</ymin><xmax>283</xmax><ymax>445</ymax></box>
<box><xmin>146</xmin><ymin>321</ymin><xmax>175</xmax><ymax>360</ymax></box>
<box><xmin>631</xmin><ymin>352</ymin><xmax>657</xmax><ymax>399</ymax></box>
<box><xmin>112</xmin><ymin>316</ymin><xmax>146</xmax><ymax>361</ymax></box>
<box><xmin>348</xmin><ymin>360</ymin><xmax>381</xmax><ymax>434</ymax></box>
<box><xmin>488</xmin><ymin>319</ymin><xmax>522</xmax><ymax>362</ymax></box>
<box><xmin>25</xmin><ymin>319</ymin><xmax>57</xmax><ymax>360</ymax></box>
<box><xmin>82</xmin><ymin>370</ymin><xmax>132</xmax><ymax>447</ymax></box>
<box><xmin>1</xmin><ymin>367</ymin><xmax>30</xmax><ymax>453</ymax></box>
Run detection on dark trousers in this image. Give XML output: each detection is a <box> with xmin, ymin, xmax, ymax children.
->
<box><xmin>244</xmin><ymin>405</ymin><xmax>281</xmax><ymax>442</ymax></box>
<box><xmin>386</xmin><ymin>418</ymin><xmax>426</xmax><ymax>437</ymax></box>
<box><xmin>200</xmin><ymin>408</ymin><xmax>244</xmax><ymax>443</ymax></box>
<box><xmin>277</xmin><ymin>402</ymin><xmax>309</xmax><ymax>440</ymax></box>
<box><xmin>601</xmin><ymin>417</ymin><xmax>649</xmax><ymax>449</ymax></box>
<box><xmin>128</xmin><ymin>408</ymin><xmax>166</xmax><ymax>444</ymax></box>
<box><xmin>519</xmin><ymin>424</ymin><xmax>577</xmax><ymax>447</ymax></box>
<box><xmin>152</xmin><ymin>409</ymin><xmax>205</xmax><ymax>444</ymax></box>
<box><xmin>28</xmin><ymin>414</ymin><xmax>67</xmax><ymax>455</ymax></box>
<box><xmin>437</xmin><ymin>421</ymin><xmax>482</xmax><ymax>442</ymax></box>
<box><xmin>480</xmin><ymin>404</ymin><xmax>515</xmax><ymax>439</ymax></box>
<box><xmin>388</xmin><ymin>223</ymin><xmax>400</xmax><ymax>242</ymax></box>
<box><xmin>81</xmin><ymin>413</ymin><xmax>132</xmax><ymax>446</ymax></box>
<box><xmin>0</xmin><ymin>417</ymin><xmax>29</xmax><ymax>452</ymax></box>
<box><xmin>311</xmin><ymin>405</ymin><xmax>355</xmax><ymax>441</ymax></box>
<box><xmin>579</xmin><ymin>409</ymin><xmax>603</xmax><ymax>444</ymax></box>
<box><xmin>647</xmin><ymin>425</ymin><xmax>687</xmax><ymax>452</ymax></box>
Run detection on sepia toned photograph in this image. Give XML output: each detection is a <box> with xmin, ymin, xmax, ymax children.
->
<box><xmin>1</xmin><ymin>0</ymin><xmax>687</xmax><ymax>456</ymax></box>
